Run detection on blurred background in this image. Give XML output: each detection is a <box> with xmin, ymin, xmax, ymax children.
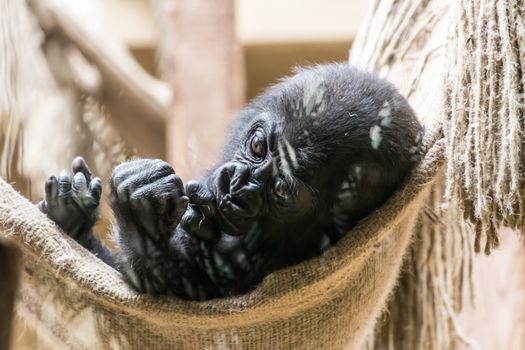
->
<box><xmin>1</xmin><ymin>0</ymin><xmax>368</xmax><ymax>194</ymax></box>
<box><xmin>82</xmin><ymin>0</ymin><xmax>368</xmax><ymax>179</ymax></box>
<box><xmin>1</xmin><ymin>0</ymin><xmax>524</xmax><ymax>349</ymax></box>
<box><xmin>106</xmin><ymin>0</ymin><xmax>366</xmax><ymax>103</ymax></box>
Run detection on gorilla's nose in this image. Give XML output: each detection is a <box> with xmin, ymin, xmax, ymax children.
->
<box><xmin>217</xmin><ymin>163</ymin><xmax>264</xmax><ymax>218</ymax></box>
<box><xmin>228</xmin><ymin>163</ymin><xmax>250</xmax><ymax>195</ymax></box>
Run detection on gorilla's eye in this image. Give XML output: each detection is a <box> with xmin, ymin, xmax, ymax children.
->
<box><xmin>250</xmin><ymin>132</ymin><xmax>266</xmax><ymax>158</ymax></box>
<box><xmin>273</xmin><ymin>178</ymin><xmax>290</xmax><ymax>199</ymax></box>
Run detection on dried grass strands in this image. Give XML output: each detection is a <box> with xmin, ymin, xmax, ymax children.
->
<box><xmin>443</xmin><ymin>0</ymin><xmax>525</xmax><ymax>253</ymax></box>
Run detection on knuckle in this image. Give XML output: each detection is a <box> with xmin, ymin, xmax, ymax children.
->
<box><xmin>117</xmin><ymin>182</ymin><xmax>130</xmax><ymax>197</ymax></box>
<box><xmin>150</xmin><ymin>159</ymin><xmax>174</xmax><ymax>175</ymax></box>
<box><xmin>172</xmin><ymin>174</ymin><xmax>183</xmax><ymax>187</ymax></box>
<box><xmin>112</xmin><ymin>163</ymin><xmax>126</xmax><ymax>175</ymax></box>
<box><xmin>112</xmin><ymin>159</ymin><xmax>139</xmax><ymax>178</ymax></box>
<box><xmin>185</xmin><ymin>180</ymin><xmax>199</xmax><ymax>193</ymax></box>
<box><xmin>111</xmin><ymin>170</ymin><xmax>131</xmax><ymax>189</ymax></box>
<box><xmin>163</xmin><ymin>173</ymin><xmax>178</xmax><ymax>184</ymax></box>
<box><xmin>163</xmin><ymin>174</ymin><xmax>184</xmax><ymax>193</ymax></box>
<box><xmin>111</xmin><ymin>169</ymin><xmax>125</xmax><ymax>185</ymax></box>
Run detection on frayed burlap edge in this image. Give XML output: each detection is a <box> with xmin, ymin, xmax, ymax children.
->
<box><xmin>443</xmin><ymin>0</ymin><xmax>525</xmax><ymax>253</ymax></box>
<box><xmin>350</xmin><ymin>1</ymin><xmax>483</xmax><ymax>349</ymax></box>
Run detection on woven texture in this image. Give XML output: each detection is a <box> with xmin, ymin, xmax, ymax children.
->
<box><xmin>0</xmin><ymin>0</ymin><xmax>446</xmax><ymax>349</ymax></box>
<box><xmin>350</xmin><ymin>1</ymin><xmax>479</xmax><ymax>349</ymax></box>
<box><xmin>443</xmin><ymin>0</ymin><xmax>525</xmax><ymax>253</ymax></box>
<box><xmin>0</xmin><ymin>132</ymin><xmax>442</xmax><ymax>349</ymax></box>
<box><xmin>5</xmin><ymin>0</ymin><xmax>516</xmax><ymax>348</ymax></box>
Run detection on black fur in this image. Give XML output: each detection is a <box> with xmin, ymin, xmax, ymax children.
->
<box><xmin>39</xmin><ymin>64</ymin><xmax>422</xmax><ymax>300</ymax></box>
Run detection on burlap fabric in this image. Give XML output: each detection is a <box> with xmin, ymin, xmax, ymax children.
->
<box><xmin>0</xmin><ymin>0</ymin><xmax>448</xmax><ymax>348</ymax></box>
<box><xmin>5</xmin><ymin>0</ymin><xmax>524</xmax><ymax>348</ymax></box>
<box><xmin>357</xmin><ymin>1</ymin><xmax>525</xmax><ymax>348</ymax></box>
<box><xmin>0</xmin><ymin>129</ymin><xmax>443</xmax><ymax>349</ymax></box>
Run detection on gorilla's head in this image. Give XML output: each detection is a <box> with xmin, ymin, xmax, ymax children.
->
<box><xmin>205</xmin><ymin>64</ymin><xmax>422</xmax><ymax>237</ymax></box>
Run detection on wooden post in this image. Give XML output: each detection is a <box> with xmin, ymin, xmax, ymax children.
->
<box><xmin>156</xmin><ymin>0</ymin><xmax>244</xmax><ymax>181</ymax></box>
<box><xmin>0</xmin><ymin>238</ymin><xmax>20</xmax><ymax>350</ymax></box>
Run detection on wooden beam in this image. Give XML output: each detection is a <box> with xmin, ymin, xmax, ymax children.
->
<box><xmin>28</xmin><ymin>0</ymin><xmax>171</xmax><ymax>157</ymax></box>
<box><xmin>155</xmin><ymin>0</ymin><xmax>244</xmax><ymax>180</ymax></box>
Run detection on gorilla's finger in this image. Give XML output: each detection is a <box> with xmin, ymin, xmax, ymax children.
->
<box><xmin>180</xmin><ymin>207</ymin><xmax>218</xmax><ymax>241</ymax></box>
<box><xmin>72</xmin><ymin>156</ymin><xmax>92</xmax><ymax>182</ymax></box>
<box><xmin>186</xmin><ymin>180</ymin><xmax>215</xmax><ymax>215</ymax></box>
<box><xmin>58</xmin><ymin>169</ymin><xmax>72</xmax><ymax>197</ymax></box>
<box><xmin>89</xmin><ymin>177</ymin><xmax>102</xmax><ymax>202</ymax></box>
<box><xmin>186</xmin><ymin>180</ymin><xmax>215</xmax><ymax>203</ymax></box>
<box><xmin>44</xmin><ymin>175</ymin><xmax>59</xmax><ymax>207</ymax></box>
<box><xmin>111</xmin><ymin>159</ymin><xmax>151</xmax><ymax>190</ymax></box>
<box><xmin>113</xmin><ymin>159</ymin><xmax>150</xmax><ymax>175</ymax></box>
<box><xmin>114</xmin><ymin>169</ymin><xmax>175</xmax><ymax>200</ymax></box>
<box><xmin>72</xmin><ymin>172</ymin><xmax>88</xmax><ymax>193</ymax></box>
<box><xmin>172</xmin><ymin>195</ymin><xmax>189</xmax><ymax>224</ymax></box>
<box><xmin>112</xmin><ymin>159</ymin><xmax>174</xmax><ymax>189</ymax></box>
<box><xmin>180</xmin><ymin>207</ymin><xmax>202</xmax><ymax>232</ymax></box>
<box><xmin>130</xmin><ymin>174</ymin><xmax>183</xmax><ymax>200</ymax></box>
<box><xmin>140</xmin><ymin>160</ymin><xmax>177</xmax><ymax>183</ymax></box>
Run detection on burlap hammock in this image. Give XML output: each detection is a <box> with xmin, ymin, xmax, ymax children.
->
<box><xmin>1</xmin><ymin>0</ymin><xmax>524</xmax><ymax>349</ymax></box>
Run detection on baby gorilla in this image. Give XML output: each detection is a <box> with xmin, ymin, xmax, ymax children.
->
<box><xmin>39</xmin><ymin>64</ymin><xmax>422</xmax><ymax>300</ymax></box>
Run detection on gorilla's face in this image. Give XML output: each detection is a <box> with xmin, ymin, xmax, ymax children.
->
<box><xmin>204</xmin><ymin>64</ymin><xmax>421</xmax><ymax>238</ymax></box>
<box><xmin>207</xmin><ymin>113</ymin><xmax>318</xmax><ymax>236</ymax></box>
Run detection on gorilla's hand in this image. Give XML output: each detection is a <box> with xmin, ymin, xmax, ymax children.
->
<box><xmin>39</xmin><ymin>157</ymin><xmax>101</xmax><ymax>239</ymax></box>
<box><xmin>180</xmin><ymin>180</ymin><xmax>220</xmax><ymax>242</ymax></box>
<box><xmin>110</xmin><ymin>159</ymin><xmax>190</xmax><ymax>295</ymax></box>
<box><xmin>110</xmin><ymin>159</ymin><xmax>188</xmax><ymax>241</ymax></box>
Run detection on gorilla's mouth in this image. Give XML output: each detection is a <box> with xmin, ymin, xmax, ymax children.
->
<box><xmin>215</xmin><ymin>206</ymin><xmax>242</xmax><ymax>235</ymax></box>
<box><xmin>211</xmin><ymin>170</ymin><xmax>260</xmax><ymax>235</ymax></box>
<box><xmin>215</xmin><ymin>193</ymin><xmax>255</xmax><ymax>235</ymax></box>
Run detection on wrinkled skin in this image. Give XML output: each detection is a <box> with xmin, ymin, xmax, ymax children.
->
<box><xmin>39</xmin><ymin>64</ymin><xmax>423</xmax><ymax>300</ymax></box>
